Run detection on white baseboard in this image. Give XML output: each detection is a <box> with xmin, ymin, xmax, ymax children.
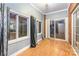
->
<box><xmin>10</xmin><ymin>39</ymin><xmax>42</xmax><ymax>56</ymax></box>
<box><xmin>10</xmin><ymin>45</ymin><xmax>30</xmax><ymax>56</ymax></box>
<box><xmin>54</xmin><ymin>38</ymin><xmax>67</xmax><ymax>42</ymax></box>
<box><xmin>71</xmin><ymin>46</ymin><xmax>78</xmax><ymax>56</ymax></box>
<box><xmin>37</xmin><ymin>38</ymin><xmax>42</xmax><ymax>43</ymax></box>
<box><xmin>49</xmin><ymin>38</ymin><xmax>67</xmax><ymax>42</ymax></box>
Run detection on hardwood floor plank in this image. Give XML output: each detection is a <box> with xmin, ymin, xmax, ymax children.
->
<box><xmin>17</xmin><ymin>38</ymin><xmax>76</xmax><ymax>56</ymax></box>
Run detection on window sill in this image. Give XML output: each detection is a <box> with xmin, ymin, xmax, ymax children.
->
<box><xmin>8</xmin><ymin>36</ymin><xmax>30</xmax><ymax>45</ymax></box>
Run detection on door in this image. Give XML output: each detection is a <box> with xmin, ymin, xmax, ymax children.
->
<box><xmin>50</xmin><ymin>19</ymin><xmax>65</xmax><ymax>40</ymax></box>
<box><xmin>55</xmin><ymin>20</ymin><xmax>65</xmax><ymax>39</ymax></box>
<box><xmin>50</xmin><ymin>20</ymin><xmax>55</xmax><ymax>38</ymax></box>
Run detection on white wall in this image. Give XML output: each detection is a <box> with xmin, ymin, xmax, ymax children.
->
<box><xmin>46</xmin><ymin>10</ymin><xmax>68</xmax><ymax>41</ymax></box>
<box><xmin>4</xmin><ymin>3</ymin><xmax>44</xmax><ymax>55</ymax></box>
<box><xmin>5</xmin><ymin>3</ymin><xmax>44</xmax><ymax>38</ymax></box>
<box><xmin>5</xmin><ymin>3</ymin><xmax>43</xmax><ymax>20</ymax></box>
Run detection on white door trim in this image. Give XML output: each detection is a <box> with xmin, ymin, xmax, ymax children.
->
<box><xmin>47</xmin><ymin>17</ymin><xmax>68</xmax><ymax>41</ymax></box>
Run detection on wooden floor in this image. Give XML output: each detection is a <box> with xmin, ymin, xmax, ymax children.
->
<box><xmin>17</xmin><ymin>38</ymin><xmax>76</xmax><ymax>56</ymax></box>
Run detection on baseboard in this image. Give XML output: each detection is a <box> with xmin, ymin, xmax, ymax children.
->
<box><xmin>49</xmin><ymin>38</ymin><xmax>66</xmax><ymax>41</ymax></box>
<box><xmin>37</xmin><ymin>38</ymin><xmax>42</xmax><ymax>43</ymax></box>
<box><xmin>55</xmin><ymin>39</ymin><xmax>66</xmax><ymax>41</ymax></box>
<box><xmin>10</xmin><ymin>45</ymin><xmax>30</xmax><ymax>56</ymax></box>
<box><xmin>71</xmin><ymin>46</ymin><xmax>78</xmax><ymax>56</ymax></box>
<box><xmin>10</xmin><ymin>37</ymin><xmax>42</xmax><ymax>56</ymax></box>
<box><xmin>10</xmin><ymin>39</ymin><xmax>42</xmax><ymax>56</ymax></box>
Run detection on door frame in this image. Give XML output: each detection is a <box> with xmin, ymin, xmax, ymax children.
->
<box><xmin>46</xmin><ymin>17</ymin><xmax>68</xmax><ymax>41</ymax></box>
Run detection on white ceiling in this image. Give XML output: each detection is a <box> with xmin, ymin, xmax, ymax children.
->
<box><xmin>31</xmin><ymin>3</ymin><xmax>69</xmax><ymax>14</ymax></box>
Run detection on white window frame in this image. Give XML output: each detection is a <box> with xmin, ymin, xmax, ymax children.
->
<box><xmin>47</xmin><ymin>17</ymin><xmax>68</xmax><ymax>41</ymax></box>
<box><xmin>37</xmin><ymin>19</ymin><xmax>42</xmax><ymax>35</ymax></box>
<box><xmin>72</xmin><ymin>5</ymin><xmax>79</xmax><ymax>47</ymax></box>
<box><xmin>8</xmin><ymin>9</ymin><xmax>30</xmax><ymax>45</ymax></box>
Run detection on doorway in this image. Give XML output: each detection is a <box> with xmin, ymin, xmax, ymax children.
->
<box><xmin>50</xmin><ymin>19</ymin><xmax>65</xmax><ymax>40</ymax></box>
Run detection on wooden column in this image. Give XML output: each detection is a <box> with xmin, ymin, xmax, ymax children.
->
<box><xmin>44</xmin><ymin>15</ymin><xmax>46</xmax><ymax>38</ymax></box>
<box><xmin>68</xmin><ymin>3</ymin><xmax>78</xmax><ymax>45</ymax></box>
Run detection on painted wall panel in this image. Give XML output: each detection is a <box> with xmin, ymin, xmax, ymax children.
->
<box><xmin>8</xmin><ymin>37</ymin><xmax>30</xmax><ymax>55</ymax></box>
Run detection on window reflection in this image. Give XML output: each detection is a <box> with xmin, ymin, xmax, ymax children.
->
<box><xmin>9</xmin><ymin>13</ymin><xmax>16</xmax><ymax>40</ymax></box>
<box><xmin>19</xmin><ymin>16</ymin><xmax>27</xmax><ymax>37</ymax></box>
<box><xmin>9</xmin><ymin>12</ymin><xmax>27</xmax><ymax>41</ymax></box>
<box><xmin>38</xmin><ymin>22</ymin><xmax>41</xmax><ymax>33</ymax></box>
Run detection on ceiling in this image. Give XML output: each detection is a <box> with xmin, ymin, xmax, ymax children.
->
<box><xmin>31</xmin><ymin>3</ymin><xmax>69</xmax><ymax>14</ymax></box>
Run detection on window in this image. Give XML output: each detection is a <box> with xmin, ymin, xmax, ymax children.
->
<box><xmin>73</xmin><ymin>5</ymin><xmax>79</xmax><ymax>54</ymax></box>
<box><xmin>0</xmin><ymin>8</ymin><xmax>1</xmax><ymax>20</ymax></box>
<box><xmin>8</xmin><ymin>11</ymin><xmax>28</xmax><ymax>41</ymax></box>
<box><xmin>19</xmin><ymin>16</ymin><xmax>27</xmax><ymax>37</ymax></box>
<box><xmin>9</xmin><ymin>12</ymin><xmax>17</xmax><ymax>40</ymax></box>
<box><xmin>38</xmin><ymin>22</ymin><xmax>41</xmax><ymax>33</ymax></box>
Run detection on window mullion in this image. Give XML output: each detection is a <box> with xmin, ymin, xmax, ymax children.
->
<box><xmin>16</xmin><ymin>15</ymin><xmax>19</xmax><ymax>39</ymax></box>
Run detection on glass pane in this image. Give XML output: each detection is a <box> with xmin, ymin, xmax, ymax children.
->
<box><xmin>73</xmin><ymin>11</ymin><xmax>77</xmax><ymax>48</ymax></box>
<box><xmin>76</xmin><ymin>34</ymin><xmax>79</xmax><ymax>42</ymax></box>
<box><xmin>50</xmin><ymin>20</ymin><xmax>54</xmax><ymax>37</ymax></box>
<box><xmin>19</xmin><ymin>16</ymin><xmax>27</xmax><ymax>37</ymax></box>
<box><xmin>55</xmin><ymin>20</ymin><xmax>65</xmax><ymax>39</ymax></box>
<box><xmin>76</xmin><ymin>18</ymin><xmax>79</xmax><ymax>27</ymax></box>
<box><xmin>76</xmin><ymin>27</ymin><xmax>79</xmax><ymax>34</ymax></box>
<box><xmin>73</xmin><ymin>12</ymin><xmax>76</xmax><ymax>27</ymax></box>
<box><xmin>76</xmin><ymin>7</ymin><xmax>79</xmax><ymax>50</ymax></box>
<box><xmin>0</xmin><ymin>3</ymin><xmax>1</xmax><ymax>8</ymax></box>
<box><xmin>73</xmin><ymin>6</ymin><xmax>79</xmax><ymax>54</ymax></box>
<box><xmin>73</xmin><ymin>27</ymin><xmax>76</xmax><ymax>48</ymax></box>
<box><xmin>9</xmin><ymin>13</ymin><xmax>16</xmax><ymax>40</ymax></box>
<box><xmin>0</xmin><ymin>5</ymin><xmax>1</xmax><ymax>55</ymax></box>
<box><xmin>39</xmin><ymin>22</ymin><xmax>41</xmax><ymax>33</ymax></box>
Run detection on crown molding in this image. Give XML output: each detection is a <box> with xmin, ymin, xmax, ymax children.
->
<box><xmin>30</xmin><ymin>3</ymin><xmax>45</xmax><ymax>15</ymax></box>
<box><xmin>45</xmin><ymin>9</ymin><xmax>68</xmax><ymax>15</ymax></box>
<box><xmin>30</xmin><ymin>3</ymin><xmax>68</xmax><ymax>15</ymax></box>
